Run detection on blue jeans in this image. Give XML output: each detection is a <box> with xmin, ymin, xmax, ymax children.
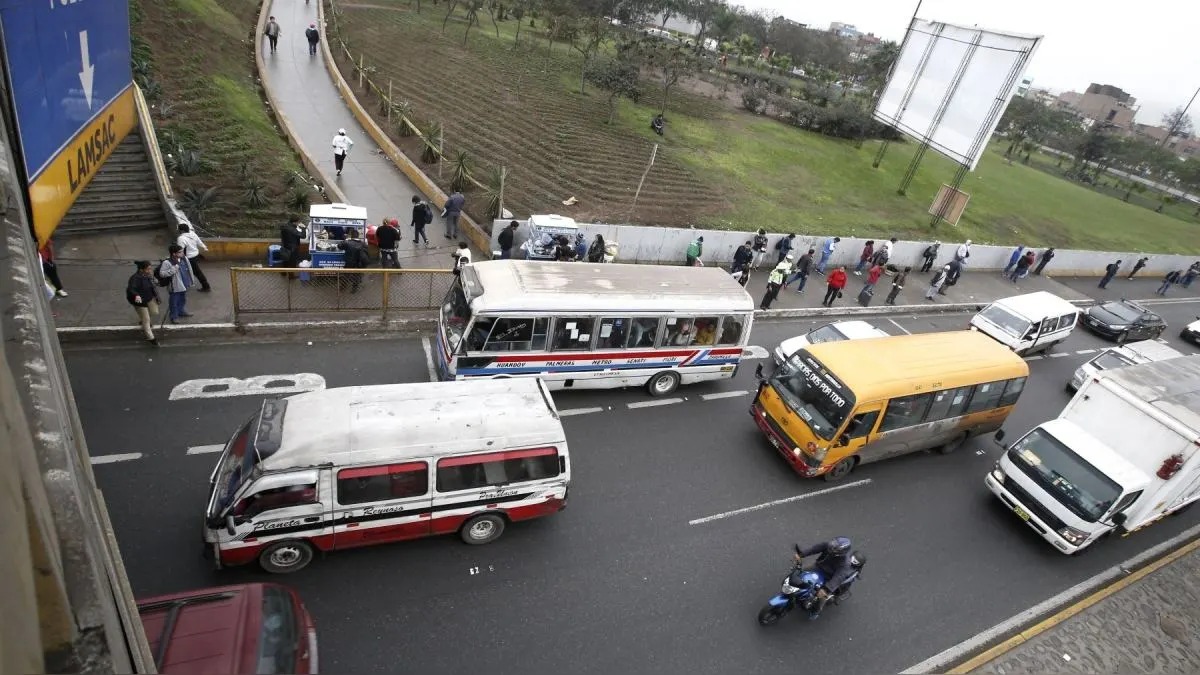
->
<box><xmin>168</xmin><ymin>291</ymin><xmax>187</xmax><ymax>320</ymax></box>
<box><xmin>816</xmin><ymin>251</ymin><xmax>831</xmax><ymax>273</ymax></box>
<box><xmin>787</xmin><ymin>272</ymin><xmax>808</xmax><ymax>292</ymax></box>
<box><xmin>1158</xmin><ymin>281</ymin><xmax>1172</xmax><ymax>295</ymax></box>
<box><xmin>854</xmin><ymin>259</ymin><xmax>868</xmax><ymax>273</ymax></box>
<box><xmin>500</xmin><ymin>248</ymin><xmax>512</xmax><ymax>259</ymax></box>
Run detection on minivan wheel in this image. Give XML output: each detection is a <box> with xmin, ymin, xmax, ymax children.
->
<box><xmin>259</xmin><ymin>540</ymin><xmax>315</xmax><ymax>574</ymax></box>
<box><xmin>646</xmin><ymin>371</ymin><xmax>681</xmax><ymax>397</ymax></box>
<box><xmin>938</xmin><ymin>432</ymin><xmax>970</xmax><ymax>455</ymax></box>
<box><xmin>823</xmin><ymin>457</ymin><xmax>856</xmax><ymax>482</ymax></box>
<box><xmin>461</xmin><ymin>514</ymin><xmax>506</xmax><ymax>545</ymax></box>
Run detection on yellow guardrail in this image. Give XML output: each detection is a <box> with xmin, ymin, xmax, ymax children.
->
<box><xmin>230</xmin><ymin>266</ymin><xmax>453</xmax><ymax>322</ymax></box>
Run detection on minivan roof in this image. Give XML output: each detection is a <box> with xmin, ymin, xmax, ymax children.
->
<box><xmin>262</xmin><ymin>379</ymin><xmax>566</xmax><ymax>471</ymax></box>
<box><xmin>990</xmin><ymin>291</ymin><xmax>1078</xmax><ymax>318</ymax></box>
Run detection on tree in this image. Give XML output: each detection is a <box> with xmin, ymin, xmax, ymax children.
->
<box><xmin>680</xmin><ymin>0</ymin><xmax>721</xmax><ymax>54</ymax></box>
<box><xmin>570</xmin><ymin>16</ymin><xmax>612</xmax><ymax>93</ymax></box>
<box><xmin>585</xmin><ymin>58</ymin><xmax>642</xmax><ymax>123</ymax></box>
<box><xmin>638</xmin><ymin>39</ymin><xmax>701</xmax><ymax>114</ymax></box>
<box><xmin>1163</xmin><ymin>106</ymin><xmax>1195</xmax><ymax>139</ymax></box>
<box><xmin>1072</xmin><ymin>125</ymin><xmax>1116</xmax><ymax>178</ymax></box>
<box><xmin>709</xmin><ymin>5</ymin><xmax>737</xmax><ymax>49</ymax></box>
<box><xmin>657</xmin><ymin>0</ymin><xmax>677</xmax><ymax>28</ymax></box>
<box><xmin>733</xmin><ymin>32</ymin><xmax>757</xmax><ymax>58</ymax></box>
<box><xmin>509</xmin><ymin>0</ymin><xmax>533</xmax><ymax>47</ymax></box>
<box><xmin>856</xmin><ymin>41</ymin><xmax>898</xmax><ymax>89</ymax></box>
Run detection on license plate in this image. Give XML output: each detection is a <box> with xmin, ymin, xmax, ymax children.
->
<box><xmin>769</xmin><ymin>437</ymin><xmax>781</xmax><ymax>449</ymax></box>
<box><xmin>1013</xmin><ymin>506</ymin><xmax>1031</xmax><ymax>521</ymax></box>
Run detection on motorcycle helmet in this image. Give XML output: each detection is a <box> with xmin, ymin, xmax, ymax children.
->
<box><xmin>828</xmin><ymin>537</ymin><xmax>851</xmax><ymax>555</ymax></box>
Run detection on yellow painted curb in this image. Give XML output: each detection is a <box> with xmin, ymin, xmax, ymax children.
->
<box><xmin>316</xmin><ymin>2</ymin><xmax>491</xmax><ymax>256</ymax></box>
<box><xmin>948</xmin><ymin>536</ymin><xmax>1200</xmax><ymax>674</ymax></box>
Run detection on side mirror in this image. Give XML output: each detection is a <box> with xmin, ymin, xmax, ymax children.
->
<box><xmin>1111</xmin><ymin>512</ymin><xmax>1128</xmax><ymax>527</ymax></box>
<box><xmin>754</xmin><ymin>364</ymin><xmax>764</xmax><ymax>381</ymax></box>
<box><xmin>836</xmin><ymin>434</ymin><xmax>850</xmax><ymax>447</ymax></box>
<box><xmin>993</xmin><ymin>429</ymin><xmax>1006</xmax><ymax>445</ymax></box>
<box><xmin>225</xmin><ymin>514</ymin><xmax>237</xmax><ymax>536</ymax></box>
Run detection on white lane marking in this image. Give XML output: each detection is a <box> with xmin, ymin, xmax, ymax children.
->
<box><xmin>1048</xmin><ymin>353</ymin><xmax>1069</xmax><ymax>358</ymax></box>
<box><xmin>1075</xmin><ymin>349</ymin><xmax>1097</xmax><ymax>355</ymax></box>
<box><xmin>187</xmin><ymin>444</ymin><xmax>225</xmax><ymax>455</ymax></box>
<box><xmin>169</xmin><ymin>374</ymin><xmax>326</xmax><ymax>401</ymax></box>
<box><xmin>742</xmin><ymin>345</ymin><xmax>770</xmax><ymax>360</ymax></box>
<box><xmin>1024</xmin><ymin>355</ymin><xmax>1043</xmax><ymax>361</ymax></box>
<box><xmin>888</xmin><ymin>318</ymin><xmax>911</xmax><ymax>335</ymax></box>
<box><xmin>701</xmin><ymin>390</ymin><xmax>750</xmax><ymax>401</ymax></box>
<box><xmin>689</xmin><ymin>479</ymin><xmax>872</xmax><ymax>525</ymax></box>
<box><xmin>421</xmin><ymin>336</ymin><xmax>438</xmax><ymax>382</ymax></box>
<box><xmin>903</xmin><ymin>521</ymin><xmax>1200</xmax><ymax>674</ymax></box>
<box><xmin>559</xmin><ymin>407</ymin><xmax>604</xmax><ymax>417</ymax></box>
<box><xmin>90</xmin><ymin>453</ymin><xmax>142</xmax><ymax>465</ymax></box>
<box><xmin>628</xmin><ymin>397</ymin><xmax>684</xmax><ymax>409</ymax></box>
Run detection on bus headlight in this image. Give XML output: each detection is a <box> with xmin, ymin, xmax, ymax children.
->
<box><xmin>1058</xmin><ymin>526</ymin><xmax>1089</xmax><ymax>545</ymax></box>
<box><xmin>792</xmin><ymin>447</ymin><xmax>802</xmax><ymax>457</ymax></box>
<box><xmin>990</xmin><ymin>465</ymin><xmax>1006</xmax><ymax>484</ymax></box>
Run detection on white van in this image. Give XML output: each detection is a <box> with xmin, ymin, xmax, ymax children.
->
<box><xmin>1067</xmin><ymin>340</ymin><xmax>1183</xmax><ymax>392</ymax></box>
<box><xmin>203</xmin><ymin>379</ymin><xmax>570</xmax><ymax>574</ymax></box>
<box><xmin>970</xmin><ymin>292</ymin><xmax>1078</xmax><ymax>356</ymax></box>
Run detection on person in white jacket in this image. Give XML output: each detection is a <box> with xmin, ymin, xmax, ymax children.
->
<box><xmin>332</xmin><ymin>128</ymin><xmax>354</xmax><ymax>176</ymax></box>
<box><xmin>176</xmin><ymin>223</ymin><xmax>211</xmax><ymax>292</ymax></box>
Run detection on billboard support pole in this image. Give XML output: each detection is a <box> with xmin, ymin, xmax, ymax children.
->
<box><xmin>873</xmin><ymin>17</ymin><xmax>939</xmax><ymax>170</ymax></box>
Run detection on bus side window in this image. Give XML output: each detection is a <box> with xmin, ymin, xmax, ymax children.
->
<box><xmin>964</xmin><ymin>381</ymin><xmax>1005</xmax><ymax>413</ymax></box>
<box><xmin>878</xmin><ymin>393</ymin><xmax>933</xmax><ymax>433</ymax></box>
<box><xmin>665</xmin><ymin>317</ymin><xmax>696</xmax><ymax>346</ymax></box>
<box><xmin>625</xmin><ymin>318</ymin><xmax>660</xmax><ymax>348</ymax></box>
<box><xmin>551</xmin><ymin>317</ymin><xmax>596</xmax><ymax>351</ymax></box>
<box><xmin>531</xmin><ymin>317</ymin><xmax>549</xmax><ymax>350</ymax></box>
<box><xmin>844</xmin><ymin>410</ymin><xmax>880</xmax><ymax>439</ymax></box>
<box><xmin>466</xmin><ymin>317</ymin><xmax>495</xmax><ymax>352</ymax></box>
<box><xmin>925</xmin><ymin>386</ymin><xmax>972</xmax><ymax>422</ymax></box>
<box><xmin>692</xmin><ymin>317</ymin><xmax>719</xmax><ymax>345</ymax></box>
<box><xmin>717</xmin><ymin>315</ymin><xmax>745</xmax><ymax>345</ymax></box>
<box><xmin>599</xmin><ymin>318</ymin><xmax>630</xmax><ymax>349</ymax></box>
<box><xmin>483</xmin><ymin>318</ymin><xmax>535</xmax><ymax>351</ymax></box>
<box><xmin>998</xmin><ymin>377</ymin><xmax>1027</xmax><ymax>407</ymax></box>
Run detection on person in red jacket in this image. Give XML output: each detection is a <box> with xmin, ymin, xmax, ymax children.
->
<box><xmin>823</xmin><ymin>266</ymin><xmax>847</xmax><ymax>307</ymax></box>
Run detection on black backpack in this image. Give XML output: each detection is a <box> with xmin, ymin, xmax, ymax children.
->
<box><xmin>773</xmin><ymin>238</ymin><xmax>784</xmax><ymax>251</ymax></box>
<box><xmin>155</xmin><ymin>260</ymin><xmax>173</xmax><ymax>287</ymax></box>
<box><xmin>421</xmin><ymin>203</ymin><xmax>434</xmax><ymax>225</ymax></box>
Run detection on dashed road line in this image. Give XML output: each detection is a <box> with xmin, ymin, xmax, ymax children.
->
<box><xmin>888</xmin><ymin>318</ymin><xmax>911</xmax><ymax>335</ymax></box>
<box><xmin>90</xmin><ymin>453</ymin><xmax>143</xmax><ymax>465</ymax></box>
<box><xmin>628</xmin><ymin>397</ymin><xmax>684</xmax><ymax>409</ymax></box>
<box><xmin>421</xmin><ymin>337</ymin><xmax>438</xmax><ymax>383</ymax></box>
<box><xmin>1024</xmin><ymin>355</ymin><xmax>1043</xmax><ymax>361</ymax></box>
<box><xmin>689</xmin><ymin>479</ymin><xmax>873</xmax><ymax>525</ymax></box>
<box><xmin>1048</xmin><ymin>353</ymin><xmax>1070</xmax><ymax>358</ymax></box>
<box><xmin>187</xmin><ymin>444</ymin><xmax>225</xmax><ymax>455</ymax></box>
<box><xmin>701</xmin><ymin>390</ymin><xmax>750</xmax><ymax>401</ymax></box>
<box><xmin>559</xmin><ymin>407</ymin><xmax>604</xmax><ymax>417</ymax></box>
<box><xmin>1074</xmin><ymin>349</ymin><xmax>1097</xmax><ymax>355</ymax></box>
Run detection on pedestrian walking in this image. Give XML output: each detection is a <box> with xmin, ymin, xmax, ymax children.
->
<box><xmin>573</xmin><ymin>233</ymin><xmax>588</xmax><ymax>261</ymax></box>
<box><xmin>1003</xmin><ymin>245</ymin><xmax>1025</xmax><ymax>276</ymax></box>
<box><xmin>1099</xmin><ymin>259</ymin><xmax>1121</xmax><ymax>289</ymax></box>
<box><xmin>39</xmin><ymin>240</ymin><xmax>68</xmax><ymax>297</ymax></box>
<box><xmin>338</xmin><ymin>228</ymin><xmax>369</xmax><ymax>292</ymax></box>
<box><xmin>760</xmin><ymin>259</ymin><xmax>789</xmax><ymax>310</ymax></box>
<box><xmin>732</xmin><ymin>240</ymin><xmax>753</xmax><ymax>275</ymax></box>
<box><xmin>816</xmin><ymin>236</ymin><xmax>840</xmax><ymax>274</ymax></box>
<box><xmin>158</xmin><ymin>244</ymin><xmax>195</xmax><ymax>323</ymax></box>
<box><xmin>1009</xmin><ymin>250</ymin><xmax>1036</xmax><ymax>282</ymax></box>
<box><xmin>1183</xmin><ymin>261</ymin><xmax>1200</xmax><ymax>288</ymax></box>
<box><xmin>410</xmin><ymin>195</ymin><xmax>432</xmax><ymax>246</ymax></box>
<box><xmin>854</xmin><ymin>240</ymin><xmax>875</xmax><ymax>275</ymax></box>
<box><xmin>443</xmin><ymin>190</ymin><xmax>465</xmax><ymax>239</ymax></box>
<box><xmin>926</xmin><ymin>264</ymin><xmax>950</xmax><ymax>300</ymax></box>
<box><xmin>452</xmin><ymin>242</ymin><xmax>472</xmax><ymax>274</ymax></box>
<box><xmin>940</xmin><ymin>259</ymin><xmax>963</xmax><ymax>295</ymax></box>
<box><xmin>886</xmin><ymin>267</ymin><xmax>910</xmax><ymax>305</ymax></box>
<box><xmin>587</xmin><ymin>234</ymin><xmax>607</xmax><ymax>263</ymax></box>
<box><xmin>176</xmin><ymin>223</ymin><xmax>212</xmax><ymax>292</ymax></box>
<box><xmin>822</xmin><ymin>266</ymin><xmax>847</xmax><ymax>307</ymax></box>
<box><xmin>376</xmin><ymin>218</ymin><xmax>401</xmax><ymax>268</ymax></box>
<box><xmin>497</xmin><ymin>220</ymin><xmax>519</xmax><ymax>259</ymax></box>
<box><xmin>279</xmin><ymin>216</ymin><xmax>306</xmax><ymax>271</ymax></box>
<box><xmin>264</xmin><ymin>16</ymin><xmax>281</xmax><ymax>53</ymax></box>
<box><xmin>775</xmin><ymin>233</ymin><xmax>796</xmax><ymax>263</ymax></box>
<box><xmin>1158</xmin><ymin>270</ymin><xmax>1182</xmax><ymax>296</ymax></box>
<box><xmin>751</xmin><ymin>229</ymin><xmax>769</xmax><ymax>269</ymax></box>
<box><xmin>305</xmin><ymin>23</ymin><xmax>320</xmax><ymax>55</ymax></box>
<box><xmin>786</xmin><ymin>248</ymin><xmax>814</xmax><ymax>293</ymax></box>
<box><xmin>920</xmin><ymin>241</ymin><xmax>940</xmax><ymax>273</ymax></box>
<box><xmin>1033</xmin><ymin>248</ymin><xmax>1055</xmax><ymax>275</ymax></box>
<box><xmin>125</xmin><ymin>261</ymin><xmax>160</xmax><ymax>346</ymax></box>
<box><xmin>1127</xmin><ymin>257</ymin><xmax>1149</xmax><ymax>279</ymax></box>
<box><xmin>686</xmin><ymin>235</ymin><xmax>704</xmax><ymax>266</ymax></box>
<box><xmin>863</xmin><ymin>262</ymin><xmax>883</xmax><ymax>292</ymax></box>
<box><xmin>954</xmin><ymin>239</ymin><xmax>971</xmax><ymax>265</ymax></box>
<box><xmin>876</xmin><ymin>237</ymin><xmax>896</xmax><ymax>272</ymax></box>
<box><xmin>331</xmin><ymin>128</ymin><xmax>353</xmax><ymax>176</ymax></box>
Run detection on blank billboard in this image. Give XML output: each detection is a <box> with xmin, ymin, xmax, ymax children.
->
<box><xmin>873</xmin><ymin>19</ymin><xmax>1040</xmax><ymax>170</ymax></box>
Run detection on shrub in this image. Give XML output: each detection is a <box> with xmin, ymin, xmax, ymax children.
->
<box><xmin>740</xmin><ymin>89</ymin><xmax>764</xmax><ymax>114</ymax></box>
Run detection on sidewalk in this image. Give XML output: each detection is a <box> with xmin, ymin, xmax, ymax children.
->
<box><xmin>956</xmin><ymin>536</ymin><xmax>1200</xmax><ymax>674</ymax></box>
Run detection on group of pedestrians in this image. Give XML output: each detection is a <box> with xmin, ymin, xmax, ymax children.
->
<box><xmin>1098</xmin><ymin>256</ymin><xmax>1200</xmax><ymax>297</ymax></box>
<box><xmin>263</xmin><ymin>15</ymin><xmax>321</xmax><ymax>57</ymax></box>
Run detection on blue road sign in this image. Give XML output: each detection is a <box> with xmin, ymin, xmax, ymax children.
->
<box><xmin>0</xmin><ymin>0</ymin><xmax>133</xmax><ymax>181</ymax></box>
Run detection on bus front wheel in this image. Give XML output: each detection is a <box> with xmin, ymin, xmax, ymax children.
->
<box><xmin>823</xmin><ymin>457</ymin><xmax>856</xmax><ymax>482</ymax></box>
<box><xmin>647</xmin><ymin>371</ymin><xmax>681</xmax><ymax>396</ymax></box>
<box><xmin>938</xmin><ymin>432</ymin><xmax>970</xmax><ymax>455</ymax></box>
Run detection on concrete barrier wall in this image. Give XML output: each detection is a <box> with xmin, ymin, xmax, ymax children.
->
<box><xmin>489</xmin><ymin>218</ymin><xmax>1200</xmax><ymax>278</ymax></box>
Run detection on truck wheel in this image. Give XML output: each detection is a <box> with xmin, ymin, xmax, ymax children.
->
<box><xmin>646</xmin><ymin>371</ymin><xmax>680</xmax><ymax>397</ymax></box>
<box><xmin>938</xmin><ymin>432</ymin><xmax>969</xmax><ymax>455</ymax></box>
<box><xmin>259</xmin><ymin>540</ymin><xmax>315</xmax><ymax>574</ymax></box>
<box><xmin>461</xmin><ymin>514</ymin><xmax>506</xmax><ymax>545</ymax></box>
<box><xmin>823</xmin><ymin>457</ymin><xmax>856</xmax><ymax>482</ymax></box>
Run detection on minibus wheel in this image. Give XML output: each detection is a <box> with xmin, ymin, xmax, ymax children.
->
<box><xmin>823</xmin><ymin>457</ymin><xmax>856</xmax><ymax>482</ymax></box>
<box><xmin>259</xmin><ymin>540</ymin><xmax>314</xmax><ymax>574</ymax></box>
<box><xmin>646</xmin><ymin>371</ymin><xmax>680</xmax><ymax>396</ymax></box>
<box><xmin>938</xmin><ymin>432</ymin><xmax>970</xmax><ymax>455</ymax></box>
<box><xmin>461</xmin><ymin>513</ymin><xmax>506</xmax><ymax>545</ymax></box>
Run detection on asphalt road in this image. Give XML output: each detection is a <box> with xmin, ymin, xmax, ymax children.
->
<box><xmin>65</xmin><ymin>300</ymin><xmax>1200</xmax><ymax>674</ymax></box>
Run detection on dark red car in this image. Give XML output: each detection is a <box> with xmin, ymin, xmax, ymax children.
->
<box><xmin>137</xmin><ymin>583</ymin><xmax>318</xmax><ymax>674</ymax></box>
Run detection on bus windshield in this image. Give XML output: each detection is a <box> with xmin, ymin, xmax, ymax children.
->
<box><xmin>1007</xmin><ymin>428</ymin><xmax>1122</xmax><ymax>522</ymax></box>
<box><xmin>210</xmin><ymin>416</ymin><xmax>260</xmax><ymax>519</ymax></box>
<box><xmin>772</xmin><ymin>353</ymin><xmax>855</xmax><ymax>440</ymax></box>
<box><xmin>440</xmin><ymin>283</ymin><xmax>472</xmax><ymax>352</ymax></box>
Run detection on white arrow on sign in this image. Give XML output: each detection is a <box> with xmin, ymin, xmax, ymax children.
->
<box><xmin>78</xmin><ymin>30</ymin><xmax>94</xmax><ymax>109</ymax></box>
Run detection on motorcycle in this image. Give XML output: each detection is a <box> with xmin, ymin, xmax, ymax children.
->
<box><xmin>757</xmin><ymin>550</ymin><xmax>866</xmax><ymax>626</ymax></box>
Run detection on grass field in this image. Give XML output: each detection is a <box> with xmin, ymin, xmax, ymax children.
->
<box><xmin>328</xmin><ymin>0</ymin><xmax>1200</xmax><ymax>252</ymax></box>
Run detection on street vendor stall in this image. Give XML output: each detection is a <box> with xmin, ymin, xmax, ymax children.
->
<box><xmin>521</xmin><ymin>214</ymin><xmax>578</xmax><ymax>260</ymax></box>
<box><xmin>308</xmin><ymin>203</ymin><xmax>369</xmax><ymax>268</ymax></box>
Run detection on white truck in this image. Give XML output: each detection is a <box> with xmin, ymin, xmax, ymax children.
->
<box><xmin>986</xmin><ymin>355</ymin><xmax>1200</xmax><ymax>555</ymax></box>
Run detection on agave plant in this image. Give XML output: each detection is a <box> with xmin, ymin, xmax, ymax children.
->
<box><xmin>481</xmin><ymin>165</ymin><xmax>507</xmax><ymax>220</ymax></box>
<box><xmin>243</xmin><ymin>181</ymin><xmax>270</xmax><ymax>209</ymax></box>
<box><xmin>175</xmin><ymin>149</ymin><xmax>204</xmax><ymax>176</ymax></box>
<box><xmin>449</xmin><ymin>150</ymin><xmax>473</xmax><ymax>192</ymax></box>
<box><xmin>287</xmin><ymin>188</ymin><xmax>311</xmax><ymax>213</ymax></box>
<box><xmin>420</xmin><ymin>121</ymin><xmax>443</xmax><ymax>164</ymax></box>
<box><xmin>178</xmin><ymin>186</ymin><xmax>220</xmax><ymax>227</ymax></box>
<box><xmin>283</xmin><ymin>171</ymin><xmax>304</xmax><ymax>190</ymax></box>
<box><xmin>393</xmin><ymin>101</ymin><xmax>414</xmax><ymax>136</ymax></box>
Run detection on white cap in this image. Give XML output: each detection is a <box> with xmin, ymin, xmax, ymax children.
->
<box><xmin>338</xmin><ymin>128</ymin><xmax>346</xmax><ymax>134</ymax></box>
<box><xmin>786</xmin><ymin>254</ymin><xmax>795</xmax><ymax>260</ymax></box>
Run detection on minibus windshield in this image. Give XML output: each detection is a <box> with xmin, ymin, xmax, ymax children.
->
<box><xmin>1007</xmin><ymin>428</ymin><xmax>1122</xmax><ymax>522</ymax></box>
<box><xmin>772</xmin><ymin>353</ymin><xmax>855</xmax><ymax>440</ymax></box>
<box><xmin>211</xmin><ymin>416</ymin><xmax>259</xmax><ymax>518</ymax></box>
<box><xmin>979</xmin><ymin>305</ymin><xmax>1031</xmax><ymax>338</ymax></box>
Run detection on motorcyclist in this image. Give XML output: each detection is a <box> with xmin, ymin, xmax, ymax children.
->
<box><xmin>793</xmin><ymin>536</ymin><xmax>853</xmax><ymax>618</ymax></box>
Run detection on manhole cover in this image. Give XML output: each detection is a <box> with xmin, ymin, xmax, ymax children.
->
<box><xmin>1160</xmin><ymin>614</ymin><xmax>1190</xmax><ymax>642</ymax></box>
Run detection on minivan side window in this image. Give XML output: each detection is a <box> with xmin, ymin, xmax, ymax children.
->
<box><xmin>879</xmin><ymin>393</ymin><xmax>934</xmax><ymax>433</ymax></box>
<box><xmin>965</xmin><ymin>381</ymin><xmax>1005</xmax><ymax>413</ymax></box>
<box><xmin>337</xmin><ymin>462</ymin><xmax>429</xmax><ymax>505</ymax></box>
<box><xmin>998</xmin><ymin>377</ymin><xmax>1027</xmax><ymax>408</ymax></box>
<box><xmin>436</xmin><ymin>448</ymin><xmax>561</xmax><ymax>492</ymax></box>
<box><xmin>234</xmin><ymin>483</ymin><xmax>318</xmax><ymax>518</ymax></box>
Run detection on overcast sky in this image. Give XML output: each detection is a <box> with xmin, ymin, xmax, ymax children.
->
<box><xmin>742</xmin><ymin>0</ymin><xmax>1200</xmax><ymax>126</ymax></box>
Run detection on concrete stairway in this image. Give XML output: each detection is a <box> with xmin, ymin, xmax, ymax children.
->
<box><xmin>57</xmin><ymin>130</ymin><xmax>167</xmax><ymax>233</ymax></box>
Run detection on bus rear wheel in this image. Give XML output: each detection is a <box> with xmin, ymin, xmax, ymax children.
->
<box><xmin>647</xmin><ymin>371</ymin><xmax>681</xmax><ymax>397</ymax></box>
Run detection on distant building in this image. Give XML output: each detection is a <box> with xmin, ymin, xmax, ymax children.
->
<box><xmin>1027</xmin><ymin>88</ymin><xmax>1057</xmax><ymax>107</ymax></box>
<box><xmin>830</xmin><ymin>21</ymin><xmax>862</xmax><ymax>39</ymax></box>
<box><xmin>1057</xmin><ymin>83</ymin><xmax>1138</xmax><ymax>129</ymax></box>
<box><xmin>1129</xmin><ymin>124</ymin><xmax>1200</xmax><ymax>159</ymax></box>
<box><xmin>771</xmin><ymin>16</ymin><xmax>808</xmax><ymax>30</ymax></box>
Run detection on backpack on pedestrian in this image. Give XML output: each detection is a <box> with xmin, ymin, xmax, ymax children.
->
<box><xmin>774</xmin><ymin>238</ymin><xmax>784</xmax><ymax>251</ymax></box>
<box><xmin>421</xmin><ymin>202</ymin><xmax>434</xmax><ymax>225</ymax></box>
<box><xmin>155</xmin><ymin>260</ymin><xmax>173</xmax><ymax>287</ymax></box>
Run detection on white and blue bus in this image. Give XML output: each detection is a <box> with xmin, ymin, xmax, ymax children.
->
<box><xmin>436</xmin><ymin>260</ymin><xmax>755</xmax><ymax>396</ymax></box>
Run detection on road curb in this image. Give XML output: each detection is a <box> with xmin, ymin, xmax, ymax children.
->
<box><xmin>56</xmin><ymin>316</ymin><xmax>438</xmax><ymax>344</ymax></box>
<box><xmin>903</xmin><ymin>521</ymin><xmax>1200</xmax><ymax>674</ymax></box>
<box><xmin>756</xmin><ymin>297</ymin><xmax>1098</xmax><ymax>319</ymax></box>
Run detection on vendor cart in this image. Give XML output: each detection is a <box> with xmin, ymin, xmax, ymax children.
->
<box><xmin>308</xmin><ymin>203</ymin><xmax>369</xmax><ymax>268</ymax></box>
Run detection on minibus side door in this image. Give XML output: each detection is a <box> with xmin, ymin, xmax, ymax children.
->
<box><xmin>228</xmin><ymin>470</ymin><xmax>331</xmax><ymax>550</ymax></box>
